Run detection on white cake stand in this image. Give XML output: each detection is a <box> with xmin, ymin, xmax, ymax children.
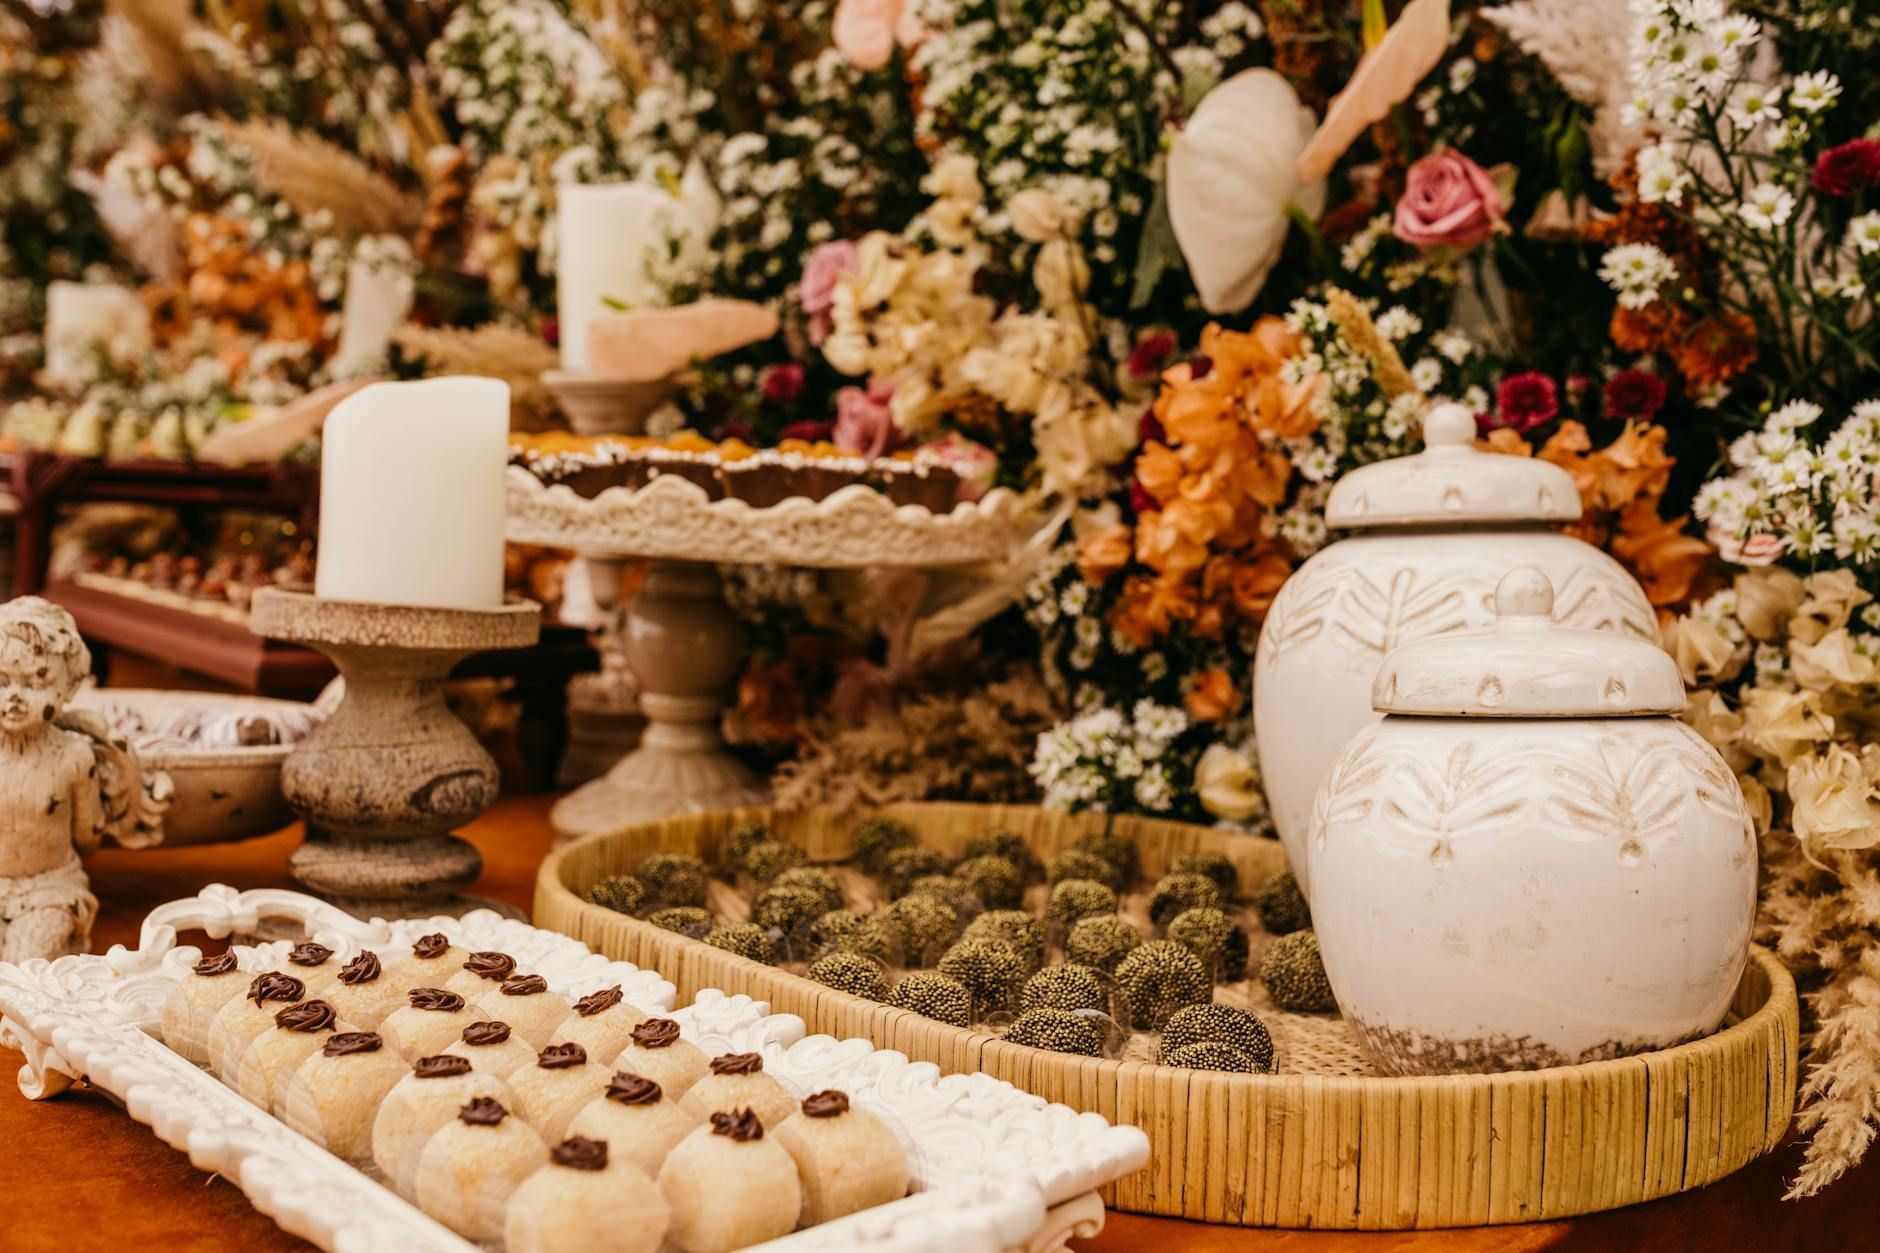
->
<box><xmin>506</xmin><ymin>468</ymin><xmax>1020</xmax><ymax>842</ymax></box>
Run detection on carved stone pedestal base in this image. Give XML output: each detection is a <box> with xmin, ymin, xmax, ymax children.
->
<box><xmin>542</xmin><ymin>370</ymin><xmax>674</xmax><ymax>436</ymax></box>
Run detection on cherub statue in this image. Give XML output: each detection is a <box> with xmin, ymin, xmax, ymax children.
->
<box><xmin>0</xmin><ymin>597</ymin><xmax>169</xmax><ymax>962</ymax></box>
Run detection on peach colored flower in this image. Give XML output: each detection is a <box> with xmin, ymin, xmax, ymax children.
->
<box><xmin>1110</xmin><ymin>573</ymin><xmax>1197</xmax><ymax>649</ymax></box>
<box><xmin>833</xmin><ymin>0</ymin><xmax>904</xmax><ymax>71</ymax></box>
<box><xmin>1135</xmin><ymin>441</ymin><xmax>1184</xmax><ymax>506</ymax></box>
<box><xmin>1185</xmin><ymin>669</ymin><xmax>1242</xmax><ymax>722</ymax></box>
<box><xmin>1076</xmin><ymin>525</ymin><xmax>1134</xmax><ymax>585</ymax></box>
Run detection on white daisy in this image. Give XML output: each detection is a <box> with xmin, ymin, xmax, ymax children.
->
<box><xmin>1738</xmin><ymin>182</ymin><xmax>1795</xmax><ymax>231</ymax></box>
<box><xmin>1789</xmin><ymin>70</ymin><xmax>1842</xmax><ymax>112</ymax></box>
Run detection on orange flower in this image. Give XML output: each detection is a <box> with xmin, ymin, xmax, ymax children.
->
<box><xmin>1609</xmin><ymin>301</ymin><xmax>1686</xmax><ymax>354</ymax></box>
<box><xmin>1479</xmin><ymin>428</ymin><xmax>1532</xmax><ymax>457</ymax></box>
<box><xmin>1609</xmin><ymin>498</ymin><xmax>1714</xmax><ymax>609</ymax></box>
<box><xmin>1672</xmin><ymin>314</ymin><xmax>1757</xmax><ymax>390</ymax></box>
<box><xmin>1076</xmin><ymin>524</ymin><xmax>1134</xmax><ymax>585</ymax></box>
<box><xmin>1231</xmin><ymin>549</ymin><xmax>1293</xmax><ymax>622</ymax></box>
<box><xmin>1185</xmin><ymin>669</ymin><xmax>1241</xmax><ymax>722</ymax></box>
<box><xmin>1134</xmin><ymin>510</ymin><xmax>1208</xmax><ymax>578</ymax></box>
<box><xmin>1592</xmin><ymin>421</ymin><xmax>1675</xmax><ymax>511</ymax></box>
<box><xmin>1110</xmin><ymin>573</ymin><xmax>1197</xmax><ymax>648</ymax></box>
<box><xmin>1134</xmin><ymin>441</ymin><xmax>1184</xmax><ymax>505</ymax></box>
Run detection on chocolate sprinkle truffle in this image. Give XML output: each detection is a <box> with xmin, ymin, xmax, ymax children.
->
<box><xmin>954</xmin><ymin>855</ymin><xmax>1024</xmax><ymax>910</ymax></box>
<box><xmin>880</xmin><ymin>846</ymin><xmax>950</xmax><ymax>898</ymax></box>
<box><xmin>1162</xmin><ymin>1041</ymin><xmax>1262</xmax><ymax>1073</ymax></box>
<box><xmin>937</xmin><ymin>939</ymin><xmax>1025</xmax><ymax>1014</ymax></box>
<box><xmin>961</xmin><ymin>828</ymin><xmax>1039</xmax><ymax>878</ymax></box>
<box><xmin>961</xmin><ymin>910</ymin><xmax>1045</xmax><ymax>970</ymax></box>
<box><xmin>771</xmin><ymin>866</ymin><xmax>844</xmax><ymax>914</ymax></box>
<box><xmin>851</xmin><ymin>815</ymin><xmax>915</xmax><ymax>872</ymax></box>
<box><xmin>1158</xmin><ymin>1004</ymin><xmax>1275</xmax><ymax>1070</ymax></box>
<box><xmin>1046</xmin><ymin>848</ymin><xmax>1121</xmax><ymax>891</ymax></box>
<box><xmin>809</xmin><ymin>909</ymin><xmax>895</xmax><ymax>963</ymax></box>
<box><xmin>1166</xmin><ymin>906</ymin><xmax>1250</xmax><ymax>981</ymax></box>
<box><xmin>1065</xmin><ymin>914</ymin><xmax>1143</xmax><ymax>973</ymax></box>
<box><xmin>743</xmin><ymin>839</ymin><xmax>809</xmax><ymax>883</ymax></box>
<box><xmin>1260</xmin><ymin>931</ymin><xmax>1337</xmax><ymax>1012</ymax></box>
<box><xmin>637</xmin><ymin>852</ymin><xmax>710</xmax><ymax>907</ymax></box>
<box><xmin>1018</xmin><ymin>964</ymin><xmax>1110</xmax><ymax>1015</ymax></box>
<box><xmin>807</xmin><ymin>952</ymin><xmax>889</xmax><ymax>1001</ymax></box>
<box><xmin>1114</xmin><ymin>941</ymin><xmax>1212</xmax><ymax>1029</ymax></box>
<box><xmin>645</xmin><ymin>906</ymin><xmax>714</xmax><ymax>939</ymax></box>
<box><xmin>1147</xmin><ymin>873</ymin><xmax>1225</xmax><ymax>928</ymax></box>
<box><xmin>587</xmin><ymin>874</ymin><xmax>648</xmax><ymax>916</ymax></box>
<box><xmin>1254</xmin><ymin>869</ymin><xmax>1312</xmax><ymax>936</ymax></box>
<box><xmin>884</xmin><ymin>894</ymin><xmax>959</xmax><ymax>967</ymax></box>
<box><xmin>1071</xmin><ymin>832</ymin><xmax>1140</xmax><ymax>885</ymax></box>
<box><xmin>1171</xmin><ymin>850</ymin><xmax>1240</xmax><ymax>896</ymax></box>
<box><xmin>1005</xmin><ymin>1007</ymin><xmax>1104</xmax><ymax>1056</ymax></box>
<box><xmin>704</xmin><ymin>922</ymin><xmax>777</xmax><ymax>965</ymax></box>
<box><xmin>753</xmin><ymin>885</ymin><xmax>828</xmax><ymax>937</ymax></box>
<box><xmin>887</xmin><ymin>971</ymin><xmax>973</xmax><ymax>1027</ymax></box>
<box><xmin>1046</xmin><ymin>879</ymin><xmax>1119</xmax><ymax>929</ymax></box>
<box><xmin>723</xmin><ymin>821</ymin><xmax>776</xmax><ymax>865</ymax></box>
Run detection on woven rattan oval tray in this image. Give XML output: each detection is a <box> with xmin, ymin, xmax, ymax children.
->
<box><xmin>534</xmin><ymin>802</ymin><xmax>1799</xmax><ymax>1229</ymax></box>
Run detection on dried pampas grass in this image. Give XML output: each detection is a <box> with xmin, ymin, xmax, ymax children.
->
<box><xmin>220</xmin><ymin>120</ymin><xmax>423</xmax><ymax>237</ymax></box>
<box><xmin>391</xmin><ymin>323</ymin><xmax>561</xmax><ymax>430</ymax></box>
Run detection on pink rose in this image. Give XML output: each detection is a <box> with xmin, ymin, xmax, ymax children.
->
<box><xmin>1393</xmin><ymin>150</ymin><xmax>1508</xmax><ymax>252</ymax></box>
<box><xmin>924</xmin><ymin>433</ymin><xmax>999</xmax><ymax>502</ymax></box>
<box><xmin>800</xmin><ymin>240</ymin><xmax>858</xmax><ymax>346</ymax></box>
<box><xmin>834</xmin><ymin>379</ymin><xmax>899</xmax><ymax>458</ymax></box>
<box><xmin>1709</xmin><ymin>522</ymin><xmax>1783</xmax><ymax>568</ymax></box>
<box><xmin>834</xmin><ymin>0</ymin><xmax>906</xmax><ymax>71</ymax></box>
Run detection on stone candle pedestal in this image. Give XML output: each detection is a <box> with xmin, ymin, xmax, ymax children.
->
<box><xmin>541</xmin><ymin>370</ymin><xmax>674</xmax><ymax>436</ymax></box>
<box><xmin>249</xmin><ymin>588</ymin><xmax>541</xmax><ymax>919</ymax></box>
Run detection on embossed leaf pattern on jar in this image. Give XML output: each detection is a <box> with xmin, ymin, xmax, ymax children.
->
<box><xmin>1309</xmin><ymin>568</ymin><xmax>1758</xmax><ymax>1077</ymax></box>
<box><xmin>1253</xmin><ymin>403</ymin><xmax>1656</xmax><ymax>898</ymax></box>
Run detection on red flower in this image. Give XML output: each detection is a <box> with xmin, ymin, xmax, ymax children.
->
<box><xmin>778</xmin><ymin>419</ymin><xmax>835</xmax><ymax>442</ymax></box>
<box><xmin>1128</xmin><ymin>330</ymin><xmax>1178</xmax><ymax>379</ymax></box>
<box><xmin>1138</xmin><ymin>409</ymin><xmax>1166</xmax><ymax>446</ymax></box>
<box><xmin>1603</xmin><ymin>369</ymin><xmax>1668</xmax><ymax>421</ymax></box>
<box><xmin>761</xmin><ymin>363</ymin><xmax>805</xmax><ymax>404</ymax></box>
<box><xmin>1488</xmin><ymin>371</ymin><xmax>1559</xmax><ymax>432</ymax></box>
<box><xmin>1128</xmin><ymin>477</ymin><xmax>1155</xmax><ymax>516</ymax></box>
<box><xmin>1813</xmin><ymin>139</ymin><xmax>1880</xmax><ymax>197</ymax></box>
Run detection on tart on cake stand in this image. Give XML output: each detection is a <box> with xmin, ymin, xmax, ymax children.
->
<box><xmin>506</xmin><ymin>467</ymin><xmax>1018</xmax><ymax>842</ymax></box>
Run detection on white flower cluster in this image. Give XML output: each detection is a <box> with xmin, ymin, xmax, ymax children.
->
<box><xmin>1030</xmin><ymin>698</ymin><xmax>1190</xmax><ymax>814</ymax></box>
<box><xmin>1598</xmin><ymin>241</ymin><xmax>1679</xmax><ymax>309</ymax></box>
<box><xmin>1694</xmin><ymin>398</ymin><xmax>1880</xmax><ymax>566</ymax></box>
<box><xmin>1622</xmin><ymin>0</ymin><xmax>1766</xmax><ymax>134</ymax></box>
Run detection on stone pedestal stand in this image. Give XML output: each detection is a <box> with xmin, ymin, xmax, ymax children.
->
<box><xmin>541</xmin><ymin>371</ymin><xmax>674</xmax><ymax>436</ymax></box>
<box><xmin>250</xmin><ymin>588</ymin><xmax>541</xmax><ymax>920</ymax></box>
<box><xmin>556</xmin><ymin>552</ymin><xmax>645</xmax><ymax>788</ymax></box>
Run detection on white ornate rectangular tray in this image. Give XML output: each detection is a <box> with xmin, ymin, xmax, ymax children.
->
<box><xmin>0</xmin><ymin>886</ymin><xmax>1148</xmax><ymax>1253</ymax></box>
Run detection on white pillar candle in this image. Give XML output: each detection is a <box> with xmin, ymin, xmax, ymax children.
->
<box><xmin>315</xmin><ymin>377</ymin><xmax>508</xmax><ymax>611</ymax></box>
<box><xmin>555</xmin><ymin>183</ymin><xmax>677</xmax><ymax>372</ymax></box>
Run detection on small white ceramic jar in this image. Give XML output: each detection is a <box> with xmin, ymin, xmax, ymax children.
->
<box><xmin>1308</xmin><ymin>567</ymin><xmax>1757</xmax><ymax>1076</ymax></box>
<box><xmin>1253</xmin><ymin>404</ymin><xmax>1657</xmax><ymax>899</ymax></box>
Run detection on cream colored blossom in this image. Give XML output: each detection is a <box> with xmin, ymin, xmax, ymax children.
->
<box><xmin>922</xmin><ymin>154</ymin><xmax>983</xmax><ymax>205</ymax></box>
<box><xmin>1195</xmin><ymin>743</ymin><xmax>1265</xmax><ymax>822</ymax></box>
<box><xmin>1033</xmin><ymin>400</ymin><xmax>1137</xmax><ymax>500</ymax></box>
<box><xmin>1787</xmin><ymin>745</ymin><xmax>1880</xmax><ymax>853</ymax></box>
<box><xmin>1790</xmin><ymin>628</ymin><xmax>1878</xmax><ymax>692</ymax></box>
<box><xmin>1033</xmin><ymin>238</ymin><xmax>1091</xmax><ymax>317</ymax></box>
<box><xmin>1662</xmin><ymin>615</ymin><xmax>1747</xmax><ymax>686</ymax></box>
<box><xmin>1790</xmin><ymin>570</ymin><xmax>1874</xmax><ymax>646</ymax></box>
<box><xmin>1734</xmin><ymin>567</ymin><xmax>1806</xmax><ymax>642</ymax></box>
<box><xmin>1008</xmin><ymin>187</ymin><xmax>1074</xmax><ymax>242</ymax></box>
<box><xmin>1738</xmin><ymin>773</ymin><xmax>1774</xmax><ymax>836</ymax></box>
<box><xmin>1684</xmin><ymin>689</ymin><xmax>1751</xmax><ymax>773</ymax></box>
<box><xmin>1742</xmin><ymin>687</ymin><xmax>1836</xmax><ymax>767</ymax></box>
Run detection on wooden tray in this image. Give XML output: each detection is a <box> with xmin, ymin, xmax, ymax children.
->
<box><xmin>534</xmin><ymin>802</ymin><xmax>1800</xmax><ymax>1230</ymax></box>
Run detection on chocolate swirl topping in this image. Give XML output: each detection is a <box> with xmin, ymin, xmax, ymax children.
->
<box><xmin>275</xmin><ymin>1000</ymin><xmax>338</xmax><ymax>1032</ymax></box>
<box><xmin>605</xmin><ymin>1073</ymin><xmax>662</xmax><ymax>1105</ymax></box>
<box><xmin>500</xmin><ymin>974</ymin><xmax>549</xmax><ymax>997</ymax></box>
<box><xmin>462</xmin><ymin>951</ymin><xmax>516</xmax><ymax>982</ymax></box>
<box><xmin>802</xmin><ymin>1090</ymin><xmax>850</xmax><ymax>1118</ymax></box>
<box><xmin>573</xmin><ymin>986</ymin><xmax>623</xmax><ymax>1017</ymax></box>
<box><xmin>412</xmin><ymin>934</ymin><xmax>450</xmax><ymax>960</ymax></box>
<box><xmin>247</xmin><ymin>973</ymin><xmax>305</xmax><ymax>1006</ymax></box>
<box><xmin>337</xmin><ymin>952</ymin><xmax>381</xmax><ymax>985</ymax></box>
<box><xmin>324</xmin><ymin>1032</ymin><xmax>384</xmax><ymax>1058</ymax></box>
<box><xmin>414</xmin><ymin>1054</ymin><xmax>473</xmax><ymax>1079</ymax></box>
<box><xmin>630</xmin><ymin>1019</ymin><xmax>681</xmax><ymax>1049</ymax></box>
<box><xmin>193</xmin><ymin>951</ymin><xmax>238</xmax><ymax>977</ymax></box>
<box><xmin>710</xmin><ymin>1052</ymin><xmax>764</xmax><ymax>1076</ymax></box>
<box><xmin>537</xmin><ymin>1042</ymin><xmax>588</xmax><ymax>1070</ymax></box>
<box><xmin>462</xmin><ymin>1021</ymin><xmax>513</xmax><ymax>1046</ymax></box>
<box><xmin>710</xmin><ymin>1108</ymin><xmax>764</xmax><ymax>1141</ymax></box>
<box><xmin>458</xmin><ymin>1097</ymin><xmax>508</xmax><ymax>1126</ymax></box>
<box><xmin>408</xmin><ymin>987</ymin><xmax>465</xmax><ymax>1012</ymax></box>
<box><xmin>288</xmin><ymin>942</ymin><xmax>334</xmax><ymax>967</ymax></box>
<box><xmin>552</xmin><ymin>1136</ymin><xmax>609</xmax><ymax>1171</ymax></box>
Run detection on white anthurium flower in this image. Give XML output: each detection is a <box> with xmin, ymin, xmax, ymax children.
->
<box><xmin>1167</xmin><ymin>68</ymin><xmax>1327</xmax><ymax>315</ymax></box>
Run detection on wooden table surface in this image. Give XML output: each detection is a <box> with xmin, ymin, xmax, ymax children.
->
<box><xmin>2</xmin><ymin>793</ymin><xmax>1872</xmax><ymax>1252</ymax></box>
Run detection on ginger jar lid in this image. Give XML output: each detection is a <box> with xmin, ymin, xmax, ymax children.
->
<box><xmin>1372</xmin><ymin>567</ymin><xmax>1683</xmax><ymax>717</ymax></box>
<box><xmin>1324</xmin><ymin>403</ymin><xmax>1582</xmax><ymax>528</ymax></box>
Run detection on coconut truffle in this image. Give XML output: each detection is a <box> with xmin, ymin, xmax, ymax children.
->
<box><xmin>1254</xmin><ymin>869</ymin><xmax>1311</xmax><ymax>936</ymax></box>
<box><xmin>282</xmin><ymin>942</ymin><xmax>343</xmax><ymax>994</ymax></box>
<box><xmin>414</xmin><ymin>1096</ymin><xmax>547</xmax><ymax>1242</ymax></box>
<box><xmin>884</xmin><ymin>894</ymin><xmax>959</xmax><ymax>967</ymax></box>
<box><xmin>1018</xmin><ymin>964</ymin><xmax>1110</xmax><ymax>1015</ymax></box>
<box><xmin>320</xmin><ymin>950</ymin><xmax>401</xmax><ymax>1030</ymax></box>
<box><xmin>887</xmin><ymin>972</ymin><xmax>973</xmax><ymax>1027</ymax></box>
<box><xmin>610</xmin><ymin>1018</ymin><xmax>709</xmax><ymax>1096</ymax></box>
<box><xmin>381</xmin><ymin>987</ymin><xmax>479</xmax><ymax>1060</ymax></box>
<box><xmin>554</xmin><ymin>985</ymin><xmax>649</xmax><ymax>1060</ymax></box>
<box><xmin>277</xmin><ymin>1031</ymin><xmax>408</xmax><ymax>1163</ymax></box>
<box><xmin>1166</xmin><ymin>906</ymin><xmax>1251</xmax><ymax>981</ymax></box>
<box><xmin>659</xmin><ymin>1110</ymin><xmax>801</xmax><ymax>1253</ymax></box>
<box><xmin>1046</xmin><ymin>848</ymin><xmax>1121</xmax><ymax>891</ymax></box>
<box><xmin>704</xmin><ymin>922</ymin><xmax>776</xmax><ymax>965</ymax></box>
<box><xmin>962</xmin><ymin>910</ymin><xmax>1045</xmax><ymax>970</ymax></box>
<box><xmin>505</xmin><ymin>1136</ymin><xmax>671</xmax><ymax>1253</ymax></box>
<box><xmin>474</xmin><ymin>973</ymin><xmax>572</xmax><ymax>1049</ymax></box>
<box><xmin>1114</xmin><ymin>941</ymin><xmax>1212</xmax><ymax>1029</ymax></box>
<box><xmin>954</xmin><ymin>855</ymin><xmax>1024</xmax><ymax>909</ymax></box>
<box><xmin>566</xmin><ymin>1071</ymin><xmax>703</xmax><ymax>1175</ymax></box>
<box><xmin>206</xmin><ymin>972</ymin><xmax>307</xmax><ymax>1079</ymax></box>
<box><xmin>161</xmin><ymin>949</ymin><xmax>252</xmax><ymax>1066</ymax></box>
<box><xmin>753</xmin><ymin>885</ymin><xmax>827</xmax><ymax>938</ymax></box>
<box><xmin>808</xmin><ymin>909</ymin><xmax>895</xmax><ymax>963</ymax></box>
<box><xmin>507</xmin><ymin>1042</ymin><xmax>611</xmax><ymax>1142</ymax></box>
<box><xmin>638</xmin><ymin>852</ymin><xmax>710</xmax><ymax>908</ymax></box>
<box><xmin>1071</xmin><ymin>832</ymin><xmax>1140</xmax><ymax>885</ymax></box>
<box><xmin>1260</xmin><ymin>931</ymin><xmax>1337</xmax><ymax>1012</ymax></box>
<box><xmin>441</xmin><ymin>1019</ymin><xmax>539</xmax><ymax>1079</ymax></box>
<box><xmin>371</xmin><ymin>1054</ymin><xmax>514</xmax><ymax>1198</ymax></box>
<box><xmin>236</xmin><ymin>999</ymin><xmax>348</xmax><ymax>1113</ymax></box>
<box><xmin>1147</xmin><ymin>873</ymin><xmax>1225</xmax><ymax>928</ymax></box>
<box><xmin>443</xmin><ymin>949</ymin><xmax>522</xmax><ymax>1000</ymax></box>
<box><xmin>680</xmin><ymin>1053</ymin><xmax>798</xmax><ymax>1130</ymax></box>
<box><xmin>772</xmin><ymin>866</ymin><xmax>843</xmax><ymax>914</ymax></box>
<box><xmin>962</xmin><ymin>828</ymin><xmax>1039</xmax><ymax>877</ymax></box>
<box><xmin>743</xmin><ymin>839</ymin><xmax>808</xmax><ymax>883</ymax></box>
<box><xmin>1065</xmin><ymin>915</ymin><xmax>1143</xmax><ymax>973</ymax></box>
<box><xmin>646</xmin><ymin>906</ymin><xmax>714</xmax><ymax>939</ymax></box>
<box><xmin>773</xmin><ymin>1091</ymin><xmax>911</xmax><ymax>1226</ymax></box>
<box><xmin>1046</xmin><ymin>879</ymin><xmax>1118</xmax><ymax>929</ymax></box>
<box><xmin>1158</xmin><ymin>1004</ymin><xmax>1275</xmax><ymax>1070</ymax></box>
<box><xmin>851</xmin><ymin>815</ymin><xmax>914</xmax><ymax>873</ymax></box>
<box><xmin>1162</xmin><ymin>1041</ymin><xmax>1262</xmax><ymax>1073</ymax></box>
<box><xmin>807</xmin><ymin>952</ymin><xmax>888</xmax><ymax>1001</ymax></box>
<box><xmin>587</xmin><ymin>874</ymin><xmax>648</xmax><ymax>915</ymax></box>
<box><xmin>381</xmin><ymin>932</ymin><xmax>464</xmax><ymax>994</ymax></box>
<box><xmin>937</xmin><ymin>939</ymin><xmax>1025</xmax><ymax>1015</ymax></box>
<box><xmin>1005</xmin><ymin>1008</ymin><xmax>1104</xmax><ymax>1056</ymax></box>
<box><xmin>1171</xmin><ymin>850</ymin><xmax>1239</xmax><ymax>896</ymax></box>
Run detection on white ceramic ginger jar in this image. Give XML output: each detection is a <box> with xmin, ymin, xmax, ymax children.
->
<box><xmin>1253</xmin><ymin>403</ymin><xmax>1656</xmax><ymax>899</ymax></box>
<box><xmin>1309</xmin><ymin>567</ymin><xmax>1757</xmax><ymax>1077</ymax></box>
